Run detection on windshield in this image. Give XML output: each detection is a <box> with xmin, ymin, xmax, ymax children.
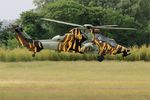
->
<box><xmin>95</xmin><ymin>33</ymin><xmax>117</xmax><ymax>47</ymax></box>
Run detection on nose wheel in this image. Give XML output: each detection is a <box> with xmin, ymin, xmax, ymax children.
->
<box><xmin>97</xmin><ymin>55</ymin><xmax>104</xmax><ymax>62</ymax></box>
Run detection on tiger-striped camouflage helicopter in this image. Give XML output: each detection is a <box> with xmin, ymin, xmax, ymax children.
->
<box><xmin>14</xmin><ymin>18</ymin><xmax>136</xmax><ymax>62</ymax></box>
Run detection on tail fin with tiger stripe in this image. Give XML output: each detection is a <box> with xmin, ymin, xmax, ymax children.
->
<box><xmin>14</xmin><ymin>27</ymin><xmax>43</xmax><ymax>56</ymax></box>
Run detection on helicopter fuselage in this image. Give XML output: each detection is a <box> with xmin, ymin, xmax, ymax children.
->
<box><xmin>14</xmin><ymin>26</ymin><xmax>131</xmax><ymax>62</ymax></box>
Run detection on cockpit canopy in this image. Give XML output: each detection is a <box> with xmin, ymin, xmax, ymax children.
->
<box><xmin>96</xmin><ymin>34</ymin><xmax>117</xmax><ymax>47</ymax></box>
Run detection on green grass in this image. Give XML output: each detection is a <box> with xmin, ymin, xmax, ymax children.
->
<box><xmin>0</xmin><ymin>61</ymin><xmax>150</xmax><ymax>100</ymax></box>
<box><xmin>0</xmin><ymin>45</ymin><xmax>150</xmax><ymax>62</ymax></box>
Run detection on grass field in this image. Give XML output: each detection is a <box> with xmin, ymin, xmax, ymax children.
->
<box><xmin>0</xmin><ymin>45</ymin><xmax>150</xmax><ymax>62</ymax></box>
<box><xmin>0</xmin><ymin>61</ymin><xmax>150</xmax><ymax>100</ymax></box>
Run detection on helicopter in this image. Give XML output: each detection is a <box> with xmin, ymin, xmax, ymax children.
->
<box><xmin>14</xmin><ymin>18</ymin><xmax>136</xmax><ymax>62</ymax></box>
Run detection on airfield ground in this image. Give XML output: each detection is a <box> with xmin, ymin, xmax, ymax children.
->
<box><xmin>0</xmin><ymin>61</ymin><xmax>149</xmax><ymax>100</ymax></box>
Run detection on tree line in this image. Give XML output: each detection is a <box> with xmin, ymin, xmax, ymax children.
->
<box><xmin>0</xmin><ymin>0</ymin><xmax>149</xmax><ymax>48</ymax></box>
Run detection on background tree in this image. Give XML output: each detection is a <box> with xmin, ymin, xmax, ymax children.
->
<box><xmin>39</xmin><ymin>0</ymin><xmax>138</xmax><ymax>46</ymax></box>
<box><xmin>1</xmin><ymin>0</ymin><xmax>149</xmax><ymax>48</ymax></box>
<box><xmin>20</xmin><ymin>10</ymin><xmax>49</xmax><ymax>39</ymax></box>
<box><xmin>0</xmin><ymin>22</ymin><xmax>14</xmax><ymax>47</ymax></box>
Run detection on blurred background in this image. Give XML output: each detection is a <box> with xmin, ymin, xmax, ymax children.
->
<box><xmin>0</xmin><ymin>0</ymin><xmax>149</xmax><ymax>48</ymax></box>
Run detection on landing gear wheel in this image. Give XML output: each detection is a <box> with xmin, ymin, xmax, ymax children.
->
<box><xmin>97</xmin><ymin>55</ymin><xmax>104</xmax><ymax>62</ymax></box>
<box><xmin>32</xmin><ymin>53</ymin><xmax>36</xmax><ymax>57</ymax></box>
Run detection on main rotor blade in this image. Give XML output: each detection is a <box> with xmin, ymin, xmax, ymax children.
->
<box><xmin>100</xmin><ymin>25</ymin><xmax>118</xmax><ymax>27</ymax></box>
<box><xmin>41</xmin><ymin>18</ymin><xmax>82</xmax><ymax>27</ymax></box>
<box><xmin>95</xmin><ymin>26</ymin><xmax>137</xmax><ymax>31</ymax></box>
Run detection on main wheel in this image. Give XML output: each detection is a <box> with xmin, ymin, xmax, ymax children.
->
<box><xmin>97</xmin><ymin>55</ymin><xmax>104</xmax><ymax>62</ymax></box>
<box><xmin>32</xmin><ymin>53</ymin><xmax>36</xmax><ymax>57</ymax></box>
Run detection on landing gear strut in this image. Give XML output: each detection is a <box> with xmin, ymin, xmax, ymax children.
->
<box><xmin>97</xmin><ymin>55</ymin><xmax>104</xmax><ymax>62</ymax></box>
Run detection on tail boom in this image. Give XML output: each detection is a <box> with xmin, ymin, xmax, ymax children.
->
<box><xmin>15</xmin><ymin>27</ymin><xmax>43</xmax><ymax>55</ymax></box>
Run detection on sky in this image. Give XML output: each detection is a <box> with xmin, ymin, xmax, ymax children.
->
<box><xmin>0</xmin><ymin>0</ymin><xmax>35</xmax><ymax>20</ymax></box>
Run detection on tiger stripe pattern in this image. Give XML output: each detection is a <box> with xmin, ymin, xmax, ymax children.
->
<box><xmin>94</xmin><ymin>39</ymin><xmax>128</xmax><ymax>56</ymax></box>
<box><xmin>58</xmin><ymin>28</ymin><xmax>83</xmax><ymax>52</ymax></box>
